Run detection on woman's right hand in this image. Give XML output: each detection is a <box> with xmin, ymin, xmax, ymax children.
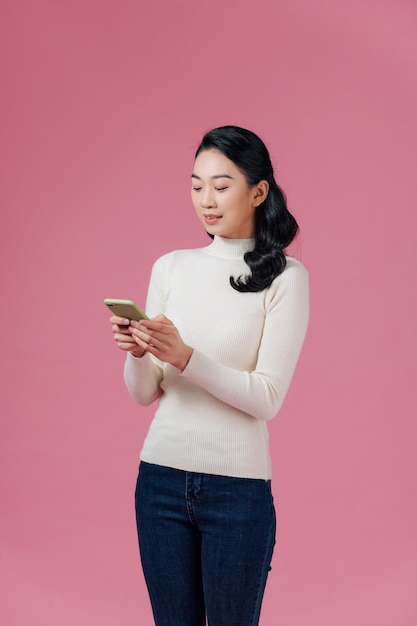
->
<box><xmin>110</xmin><ymin>315</ymin><xmax>147</xmax><ymax>358</ymax></box>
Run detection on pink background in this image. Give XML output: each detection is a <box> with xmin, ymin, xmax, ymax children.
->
<box><xmin>1</xmin><ymin>0</ymin><xmax>416</xmax><ymax>624</ymax></box>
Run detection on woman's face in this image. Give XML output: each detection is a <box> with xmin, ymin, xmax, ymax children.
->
<box><xmin>191</xmin><ymin>149</ymin><xmax>267</xmax><ymax>239</ymax></box>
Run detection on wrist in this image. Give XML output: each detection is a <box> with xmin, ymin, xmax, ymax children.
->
<box><xmin>130</xmin><ymin>348</ymin><xmax>147</xmax><ymax>359</ymax></box>
<box><xmin>179</xmin><ymin>347</ymin><xmax>193</xmax><ymax>372</ymax></box>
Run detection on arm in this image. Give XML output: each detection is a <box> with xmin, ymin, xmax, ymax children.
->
<box><xmin>123</xmin><ymin>351</ymin><xmax>163</xmax><ymax>406</ymax></box>
<box><xmin>181</xmin><ymin>262</ymin><xmax>309</xmax><ymax>420</ymax></box>
<box><xmin>128</xmin><ymin>260</ymin><xmax>309</xmax><ymax>420</ymax></box>
<box><xmin>122</xmin><ymin>257</ymin><xmax>171</xmax><ymax>406</ymax></box>
<box><xmin>109</xmin><ymin>313</ymin><xmax>163</xmax><ymax>405</ymax></box>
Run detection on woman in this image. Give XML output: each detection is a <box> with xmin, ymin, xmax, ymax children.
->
<box><xmin>109</xmin><ymin>126</ymin><xmax>309</xmax><ymax>625</ymax></box>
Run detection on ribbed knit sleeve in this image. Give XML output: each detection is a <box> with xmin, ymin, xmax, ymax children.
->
<box><xmin>124</xmin><ymin>353</ymin><xmax>163</xmax><ymax>406</ymax></box>
<box><xmin>181</xmin><ymin>260</ymin><xmax>309</xmax><ymax>421</ymax></box>
<box><xmin>123</xmin><ymin>254</ymin><xmax>173</xmax><ymax>405</ymax></box>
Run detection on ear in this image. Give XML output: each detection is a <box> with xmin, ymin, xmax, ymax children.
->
<box><xmin>252</xmin><ymin>180</ymin><xmax>269</xmax><ymax>207</ymax></box>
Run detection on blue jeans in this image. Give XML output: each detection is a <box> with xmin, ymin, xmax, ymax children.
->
<box><xmin>135</xmin><ymin>461</ymin><xmax>276</xmax><ymax>626</ymax></box>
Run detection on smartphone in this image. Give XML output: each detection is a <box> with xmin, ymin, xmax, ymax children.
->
<box><xmin>104</xmin><ymin>298</ymin><xmax>149</xmax><ymax>321</ymax></box>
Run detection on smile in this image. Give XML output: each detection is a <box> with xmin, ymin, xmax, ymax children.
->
<box><xmin>204</xmin><ymin>215</ymin><xmax>222</xmax><ymax>224</ymax></box>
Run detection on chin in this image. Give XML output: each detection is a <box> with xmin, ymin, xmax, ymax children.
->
<box><xmin>200</xmin><ymin>222</ymin><xmax>218</xmax><ymax>236</ymax></box>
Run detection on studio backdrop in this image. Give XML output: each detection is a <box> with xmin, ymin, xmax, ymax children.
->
<box><xmin>1</xmin><ymin>1</ymin><xmax>416</xmax><ymax>625</ymax></box>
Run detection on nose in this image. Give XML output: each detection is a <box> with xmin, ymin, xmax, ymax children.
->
<box><xmin>201</xmin><ymin>187</ymin><xmax>216</xmax><ymax>209</ymax></box>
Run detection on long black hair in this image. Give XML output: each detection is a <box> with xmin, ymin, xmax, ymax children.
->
<box><xmin>195</xmin><ymin>125</ymin><xmax>299</xmax><ymax>293</ymax></box>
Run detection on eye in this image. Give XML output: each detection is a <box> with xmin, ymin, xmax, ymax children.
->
<box><xmin>192</xmin><ymin>186</ymin><xmax>202</xmax><ymax>192</ymax></box>
<box><xmin>215</xmin><ymin>187</ymin><xmax>228</xmax><ymax>192</ymax></box>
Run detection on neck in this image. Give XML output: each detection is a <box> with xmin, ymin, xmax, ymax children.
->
<box><xmin>206</xmin><ymin>236</ymin><xmax>255</xmax><ymax>259</ymax></box>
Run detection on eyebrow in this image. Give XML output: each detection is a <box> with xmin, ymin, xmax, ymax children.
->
<box><xmin>191</xmin><ymin>173</ymin><xmax>234</xmax><ymax>180</ymax></box>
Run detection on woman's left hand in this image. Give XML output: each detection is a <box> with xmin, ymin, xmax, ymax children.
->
<box><xmin>129</xmin><ymin>315</ymin><xmax>193</xmax><ymax>372</ymax></box>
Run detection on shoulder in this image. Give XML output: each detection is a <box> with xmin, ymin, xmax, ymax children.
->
<box><xmin>284</xmin><ymin>256</ymin><xmax>308</xmax><ymax>273</ymax></box>
<box><xmin>264</xmin><ymin>256</ymin><xmax>309</xmax><ymax>309</ymax></box>
<box><xmin>269</xmin><ymin>256</ymin><xmax>309</xmax><ymax>289</ymax></box>
<box><xmin>281</xmin><ymin>256</ymin><xmax>309</xmax><ymax>283</ymax></box>
<box><xmin>152</xmin><ymin>246</ymin><xmax>207</xmax><ymax>272</ymax></box>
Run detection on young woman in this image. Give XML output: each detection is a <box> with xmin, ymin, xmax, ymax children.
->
<box><xmin>109</xmin><ymin>126</ymin><xmax>309</xmax><ymax>626</ymax></box>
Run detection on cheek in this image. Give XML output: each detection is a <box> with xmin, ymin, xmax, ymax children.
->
<box><xmin>242</xmin><ymin>204</ymin><xmax>256</xmax><ymax>225</ymax></box>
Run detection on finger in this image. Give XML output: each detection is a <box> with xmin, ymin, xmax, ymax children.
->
<box><xmin>113</xmin><ymin>329</ymin><xmax>133</xmax><ymax>339</ymax></box>
<box><xmin>131</xmin><ymin>320</ymin><xmax>173</xmax><ymax>344</ymax></box>
<box><xmin>129</xmin><ymin>324</ymin><xmax>166</xmax><ymax>352</ymax></box>
<box><xmin>131</xmin><ymin>334</ymin><xmax>152</xmax><ymax>353</ymax></box>
<box><xmin>129</xmin><ymin>325</ymin><xmax>159</xmax><ymax>349</ymax></box>
<box><xmin>110</xmin><ymin>314</ymin><xmax>131</xmax><ymax>325</ymax></box>
<box><xmin>114</xmin><ymin>338</ymin><xmax>137</xmax><ymax>351</ymax></box>
<box><xmin>114</xmin><ymin>334</ymin><xmax>136</xmax><ymax>346</ymax></box>
<box><xmin>112</xmin><ymin>324</ymin><xmax>132</xmax><ymax>335</ymax></box>
<box><xmin>136</xmin><ymin>320</ymin><xmax>174</xmax><ymax>335</ymax></box>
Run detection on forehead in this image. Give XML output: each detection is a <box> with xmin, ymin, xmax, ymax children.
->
<box><xmin>193</xmin><ymin>149</ymin><xmax>242</xmax><ymax>178</ymax></box>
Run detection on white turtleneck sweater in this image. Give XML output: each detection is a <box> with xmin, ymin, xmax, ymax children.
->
<box><xmin>124</xmin><ymin>236</ymin><xmax>309</xmax><ymax>479</ymax></box>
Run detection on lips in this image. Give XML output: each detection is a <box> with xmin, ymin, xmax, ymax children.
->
<box><xmin>204</xmin><ymin>214</ymin><xmax>222</xmax><ymax>224</ymax></box>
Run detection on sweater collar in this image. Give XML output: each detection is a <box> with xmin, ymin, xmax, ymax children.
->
<box><xmin>205</xmin><ymin>236</ymin><xmax>255</xmax><ymax>259</ymax></box>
